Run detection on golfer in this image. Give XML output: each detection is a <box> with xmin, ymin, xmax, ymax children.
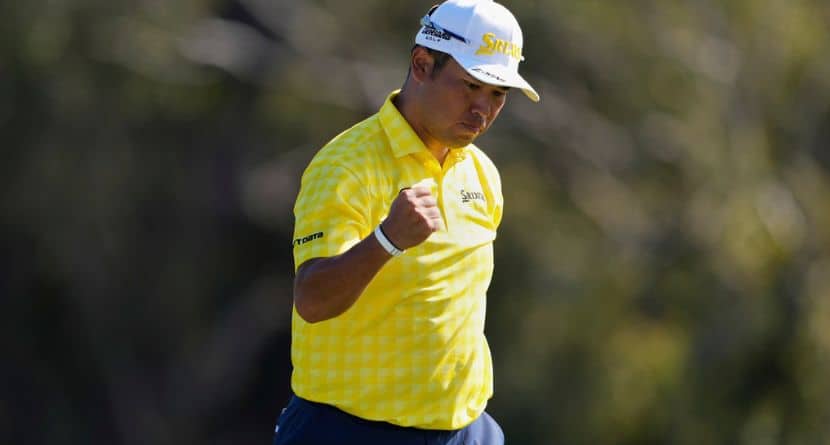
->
<box><xmin>275</xmin><ymin>1</ymin><xmax>539</xmax><ymax>443</ymax></box>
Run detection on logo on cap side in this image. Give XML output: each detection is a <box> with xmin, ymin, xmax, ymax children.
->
<box><xmin>475</xmin><ymin>32</ymin><xmax>522</xmax><ymax>61</ymax></box>
<box><xmin>421</xmin><ymin>27</ymin><xmax>451</xmax><ymax>42</ymax></box>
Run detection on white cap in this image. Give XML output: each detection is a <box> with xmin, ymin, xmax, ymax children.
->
<box><xmin>415</xmin><ymin>0</ymin><xmax>539</xmax><ymax>102</ymax></box>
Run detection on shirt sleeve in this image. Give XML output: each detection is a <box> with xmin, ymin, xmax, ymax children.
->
<box><xmin>489</xmin><ymin>164</ymin><xmax>503</xmax><ymax>229</ymax></box>
<box><xmin>492</xmin><ymin>184</ymin><xmax>503</xmax><ymax>229</ymax></box>
<box><xmin>292</xmin><ymin>160</ymin><xmax>372</xmax><ymax>272</ymax></box>
<box><xmin>472</xmin><ymin>148</ymin><xmax>504</xmax><ymax>230</ymax></box>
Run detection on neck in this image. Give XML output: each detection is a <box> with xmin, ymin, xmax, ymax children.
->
<box><xmin>393</xmin><ymin>89</ymin><xmax>449</xmax><ymax>165</ymax></box>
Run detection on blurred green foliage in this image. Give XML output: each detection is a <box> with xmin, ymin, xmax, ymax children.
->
<box><xmin>4</xmin><ymin>1</ymin><xmax>830</xmax><ymax>444</ymax></box>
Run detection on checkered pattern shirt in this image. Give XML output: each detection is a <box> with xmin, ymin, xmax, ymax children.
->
<box><xmin>290</xmin><ymin>91</ymin><xmax>503</xmax><ymax>430</ymax></box>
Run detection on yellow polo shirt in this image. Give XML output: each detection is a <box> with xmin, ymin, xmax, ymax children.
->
<box><xmin>291</xmin><ymin>91</ymin><xmax>503</xmax><ymax>430</ymax></box>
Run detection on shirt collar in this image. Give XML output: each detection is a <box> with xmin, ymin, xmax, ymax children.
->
<box><xmin>379</xmin><ymin>90</ymin><xmax>469</xmax><ymax>161</ymax></box>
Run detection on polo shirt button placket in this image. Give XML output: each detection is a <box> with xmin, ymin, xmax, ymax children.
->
<box><xmin>421</xmin><ymin>157</ymin><xmax>448</xmax><ymax>232</ymax></box>
<box><xmin>438</xmin><ymin>166</ymin><xmax>453</xmax><ymax>233</ymax></box>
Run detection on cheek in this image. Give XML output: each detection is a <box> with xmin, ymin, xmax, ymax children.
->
<box><xmin>443</xmin><ymin>86</ymin><xmax>468</xmax><ymax>109</ymax></box>
<box><xmin>494</xmin><ymin>94</ymin><xmax>507</xmax><ymax>110</ymax></box>
<box><xmin>437</xmin><ymin>91</ymin><xmax>467</xmax><ymax>120</ymax></box>
<box><xmin>424</xmin><ymin>93</ymin><xmax>458</xmax><ymax>132</ymax></box>
<box><xmin>487</xmin><ymin>100</ymin><xmax>505</xmax><ymax>121</ymax></box>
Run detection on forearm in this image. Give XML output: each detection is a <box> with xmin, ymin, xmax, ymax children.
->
<box><xmin>293</xmin><ymin>233</ymin><xmax>392</xmax><ymax>323</ymax></box>
<box><xmin>293</xmin><ymin>184</ymin><xmax>441</xmax><ymax>323</ymax></box>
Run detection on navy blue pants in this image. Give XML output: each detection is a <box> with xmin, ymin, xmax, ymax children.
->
<box><xmin>272</xmin><ymin>396</ymin><xmax>504</xmax><ymax>445</ymax></box>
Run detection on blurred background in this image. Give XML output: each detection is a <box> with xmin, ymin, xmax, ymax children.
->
<box><xmin>3</xmin><ymin>0</ymin><xmax>830</xmax><ymax>444</ymax></box>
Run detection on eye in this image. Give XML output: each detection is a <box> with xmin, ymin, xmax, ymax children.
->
<box><xmin>465</xmin><ymin>81</ymin><xmax>480</xmax><ymax>90</ymax></box>
<box><xmin>492</xmin><ymin>90</ymin><xmax>505</xmax><ymax>98</ymax></box>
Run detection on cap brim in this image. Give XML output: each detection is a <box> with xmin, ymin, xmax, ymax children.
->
<box><xmin>454</xmin><ymin>57</ymin><xmax>540</xmax><ymax>102</ymax></box>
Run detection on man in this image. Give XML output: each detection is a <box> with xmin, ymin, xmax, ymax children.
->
<box><xmin>274</xmin><ymin>1</ymin><xmax>539</xmax><ymax>443</ymax></box>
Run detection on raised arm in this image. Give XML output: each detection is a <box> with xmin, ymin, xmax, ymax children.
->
<box><xmin>293</xmin><ymin>184</ymin><xmax>443</xmax><ymax>323</ymax></box>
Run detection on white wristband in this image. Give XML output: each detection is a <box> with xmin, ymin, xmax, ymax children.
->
<box><xmin>374</xmin><ymin>225</ymin><xmax>404</xmax><ymax>257</ymax></box>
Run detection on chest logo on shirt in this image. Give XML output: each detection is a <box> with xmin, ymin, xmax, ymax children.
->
<box><xmin>460</xmin><ymin>189</ymin><xmax>486</xmax><ymax>204</ymax></box>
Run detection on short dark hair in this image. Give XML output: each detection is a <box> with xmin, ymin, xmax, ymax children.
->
<box><xmin>407</xmin><ymin>4</ymin><xmax>452</xmax><ymax>79</ymax></box>
<box><xmin>410</xmin><ymin>45</ymin><xmax>452</xmax><ymax>78</ymax></box>
<box><xmin>423</xmin><ymin>46</ymin><xmax>451</xmax><ymax>76</ymax></box>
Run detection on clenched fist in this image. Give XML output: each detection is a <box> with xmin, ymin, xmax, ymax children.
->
<box><xmin>380</xmin><ymin>183</ymin><xmax>444</xmax><ymax>250</ymax></box>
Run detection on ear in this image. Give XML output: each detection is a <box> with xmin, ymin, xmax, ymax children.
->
<box><xmin>410</xmin><ymin>46</ymin><xmax>435</xmax><ymax>83</ymax></box>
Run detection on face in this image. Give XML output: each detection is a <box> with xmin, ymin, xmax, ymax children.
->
<box><xmin>412</xmin><ymin>52</ymin><xmax>509</xmax><ymax>150</ymax></box>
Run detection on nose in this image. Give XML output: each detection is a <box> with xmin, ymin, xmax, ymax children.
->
<box><xmin>470</xmin><ymin>94</ymin><xmax>491</xmax><ymax>121</ymax></box>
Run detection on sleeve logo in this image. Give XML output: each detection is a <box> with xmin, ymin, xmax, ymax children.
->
<box><xmin>293</xmin><ymin>231</ymin><xmax>324</xmax><ymax>246</ymax></box>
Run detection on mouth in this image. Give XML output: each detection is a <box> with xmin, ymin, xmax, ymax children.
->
<box><xmin>458</xmin><ymin>121</ymin><xmax>484</xmax><ymax>134</ymax></box>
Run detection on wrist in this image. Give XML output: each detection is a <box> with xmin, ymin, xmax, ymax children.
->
<box><xmin>374</xmin><ymin>224</ymin><xmax>404</xmax><ymax>257</ymax></box>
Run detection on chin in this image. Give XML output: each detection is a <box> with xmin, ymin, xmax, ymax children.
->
<box><xmin>448</xmin><ymin>133</ymin><xmax>478</xmax><ymax>147</ymax></box>
<box><xmin>445</xmin><ymin>139</ymin><xmax>473</xmax><ymax>149</ymax></box>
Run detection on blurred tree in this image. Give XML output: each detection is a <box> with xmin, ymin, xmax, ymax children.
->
<box><xmin>3</xmin><ymin>0</ymin><xmax>830</xmax><ymax>444</ymax></box>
